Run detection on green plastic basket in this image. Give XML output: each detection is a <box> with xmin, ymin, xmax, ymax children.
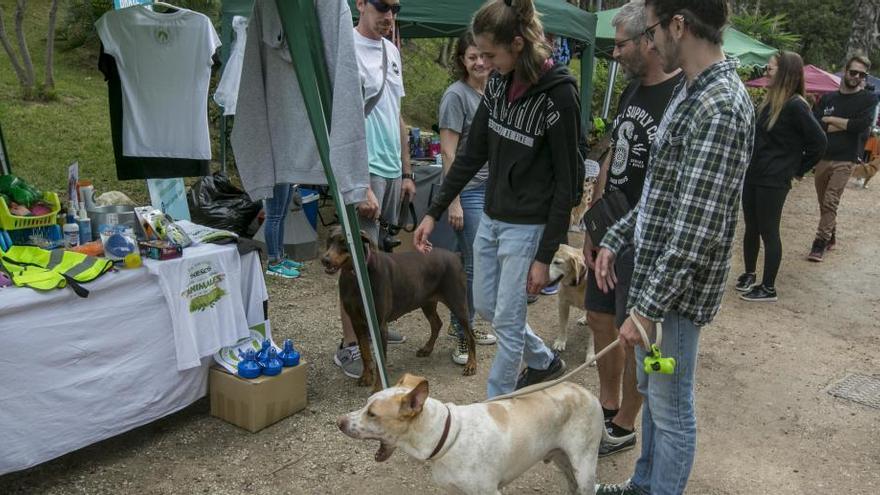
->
<box><xmin>0</xmin><ymin>191</ymin><xmax>61</xmax><ymax>230</ymax></box>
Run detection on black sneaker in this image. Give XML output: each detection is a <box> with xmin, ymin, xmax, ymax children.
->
<box><xmin>515</xmin><ymin>352</ymin><xmax>566</xmax><ymax>390</ymax></box>
<box><xmin>734</xmin><ymin>272</ymin><xmax>756</xmax><ymax>292</ymax></box>
<box><xmin>807</xmin><ymin>238</ymin><xmax>826</xmax><ymax>262</ymax></box>
<box><xmin>599</xmin><ymin>420</ymin><xmax>637</xmax><ymax>457</ymax></box>
<box><xmin>740</xmin><ymin>284</ymin><xmax>778</xmax><ymax>302</ymax></box>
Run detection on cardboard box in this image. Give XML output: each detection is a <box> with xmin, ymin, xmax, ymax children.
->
<box><xmin>209</xmin><ymin>362</ymin><xmax>307</xmax><ymax>433</ymax></box>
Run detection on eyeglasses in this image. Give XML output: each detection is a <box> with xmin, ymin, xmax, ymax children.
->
<box><xmin>614</xmin><ymin>34</ymin><xmax>642</xmax><ymax>50</ymax></box>
<box><xmin>848</xmin><ymin>69</ymin><xmax>868</xmax><ymax>79</ymax></box>
<box><xmin>643</xmin><ymin>21</ymin><xmax>662</xmax><ymax>42</ymax></box>
<box><xmin>366</xmin><ymin>0</ymin><xmax>401</xmax><ymax>15</ymax></box>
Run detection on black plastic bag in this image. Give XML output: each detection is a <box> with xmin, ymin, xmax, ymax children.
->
<box><xmin>187</xmin><ymin>173</ymin><xmax>261</xmax><ymax>236</ymax></box>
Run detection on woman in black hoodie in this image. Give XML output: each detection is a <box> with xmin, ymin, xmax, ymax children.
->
<box><xmin>736</xmin><ymin>51</ymin><xmax>826</xmax><ymax>302</ymax></box>
<box><xmin>414</xmin><ymin>0</ymin><xmax>582</xmax><ymax>398</ymax></box>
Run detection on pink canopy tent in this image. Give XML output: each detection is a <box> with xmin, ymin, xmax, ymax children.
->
<box><xmin>747</xmin><ymin>64</ymin><xmax>841</xmax><ymax>94</ymax></box>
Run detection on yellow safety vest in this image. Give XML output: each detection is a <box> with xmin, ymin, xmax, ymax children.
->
<box><xmin>0</xmin><ymin>245</ymin><xmax>114</xmax><ymax>297</ymax></box>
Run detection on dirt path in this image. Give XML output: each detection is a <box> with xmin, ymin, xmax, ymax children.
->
<box><xmin>2</xmin><ymin>180</ymin><xmax>878</xmax><ymax>494</ymax></box>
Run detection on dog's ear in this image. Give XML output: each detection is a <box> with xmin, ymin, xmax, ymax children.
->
<box><xmin>359</xmin><ymin>230</ymin><xmax>377</xmax><ymax>252</ymax></box>
<box><xmin>572</xmin><ymin>253</ymin><xmax>586</xmax><ymax>286</ymax></box>
<box><xmin>400</xmin><ymin>377</ymin><xmax>429</xmax><ymax>416</ymax></box>
<box><xmin>395</xmin><ymin>373</ymin><xmax>426</xmax><ymax>390</ymax></box>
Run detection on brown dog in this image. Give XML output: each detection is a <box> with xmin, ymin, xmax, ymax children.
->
<box><xmin>321</xmin><ymin>227</ymin><xmax>476</xmax><ymax>390</ymax></box>
<box><xmin>851</xmin><ymin>157</ymin><xmax>879</xmax><ymax>188</ymax></box>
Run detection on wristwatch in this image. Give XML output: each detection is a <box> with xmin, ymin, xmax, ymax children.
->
<box><xmin>402</xmin><ymin>173</ymin><xmax>415</xmax><ymax>180</ymax></box>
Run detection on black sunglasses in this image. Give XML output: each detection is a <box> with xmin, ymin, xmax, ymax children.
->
<box><xmin>848</xmin><ymin>69</ymin><xmax>868</xmax><ymax>79</ymax></box>
<box><xmin>367</xmin><ymin>0</ymin><xmax>401</xmax><ymax>15</ymax></box>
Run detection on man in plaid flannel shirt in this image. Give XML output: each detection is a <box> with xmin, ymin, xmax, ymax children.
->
<box><xmin>594</xmin><ymin>1</ymin><xmax>755</xmax><ymax>494</ymax></box>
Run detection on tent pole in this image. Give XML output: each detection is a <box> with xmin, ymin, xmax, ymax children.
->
<box><xmin>601</xmin><ymin>60</ymin><xmax>618</xmax><ymax>120</ymax></box>
<box><xmin>277</xmin><ymin>0</ymin><xmax>389</xmax><ymax>389</ymax></box>
<box><xmin>580</xmin><ymin>23</ymin><xmax>597</xmax><ymax>132</ymax></box>
<box><xmin>0</xmin><ymin>120</ymin><xmax>10</xmax><ymax>174</ymax></box>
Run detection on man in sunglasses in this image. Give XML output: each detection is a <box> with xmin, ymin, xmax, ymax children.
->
<box><xmin>594</xmin><ymin>1</ymin><xmax>754</xmax><ymax>493</ymax></box>
<box><xmin>335</xmin><ymin>0</ymin><xmax>412</xmax><ymax>379</ymax></box>
<box><xmin>808</xmin><ymin>54</ymin><xmax>878</xmax><ymax>262</ymax></box>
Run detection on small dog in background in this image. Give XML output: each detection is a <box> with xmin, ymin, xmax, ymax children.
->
<box><xmin>338</xmin><ymin>374</ymin><xmax>606</xmax><ymax>494</ymax></box>
<box><xmin>569</xmin><ymin>178</ymin><xmax>594</xmax><ymax>232</ymax></box>
<box><xmin>547</xmin><ymin>245</ymin><xmax>593</xmax><ymax>364</ymax></box>
<box><xmin>851</xmin><ymin>157</ymin><xmax>879</xmax><ymax>188</ymax></box>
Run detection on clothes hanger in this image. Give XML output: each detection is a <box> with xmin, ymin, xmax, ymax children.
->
<box><xmin>150</xmin><ymin>1</ymin><xmax>180</xmax><ymax>13</ymax></box>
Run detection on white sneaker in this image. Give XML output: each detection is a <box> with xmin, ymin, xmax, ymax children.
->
<box><xmin>473</xmin><ymin>328</ymin><xmax>497</xmax><ymax>345</ymax></box>
<box><xmin>451</xmin><ymin>336</ymin><xmax>469</xmax><ymax>365</ymax></box>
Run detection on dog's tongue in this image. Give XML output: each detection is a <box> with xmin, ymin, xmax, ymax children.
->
<box><xmin>375</xmin><ymin>442</ymin><xmax>396</xmax><ymax>462</ymax></box>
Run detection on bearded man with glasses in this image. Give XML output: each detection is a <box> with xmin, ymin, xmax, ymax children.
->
<box><xmin>807</xmin><ymin>54</ymin><xmax>879</xmax><ymax>262</ymax></box>
<box><xmin>594</xmin><ymin>0</ymin><xmax>754</xmax><ymax>493</ymax></box>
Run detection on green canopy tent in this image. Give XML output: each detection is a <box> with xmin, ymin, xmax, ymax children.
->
<box><xmin>219</xmin><ymin>0</ymin><xmax>598</xmax><ymax>169</ymax></box>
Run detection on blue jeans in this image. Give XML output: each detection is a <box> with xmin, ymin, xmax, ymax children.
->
<box><xmin>630</xmin><ymin>310</ymin><xmax>701</xmax><ymax>495</ymax></box>
<box><xmin>264</xmin><ymin>183</ymin><xmax>293</xmax><ymax>263</ymax></box>
<box><xmin>473</xmin><ymin>214</ymin><xmax>555</xmax><ymax>398</ymax></box>
<box><xmin>451</xmin><ymin>184</ymin><xmax>486</xmax><ymax>336</ymax></box>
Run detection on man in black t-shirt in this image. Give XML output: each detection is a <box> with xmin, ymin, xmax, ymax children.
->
<box><xmin>583</xmin><ymin>0</ymin><xmax>684</xmax><ymax>457</ymax></box>
<box><xmin>809</xmin><ymin>54</ymin><xmax>879</xmax><ymax>261</ymax></box>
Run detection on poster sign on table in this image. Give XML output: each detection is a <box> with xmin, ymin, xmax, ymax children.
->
<box><xmin>147</xmin><ymin>178</ymin><xmax>191</xmax><ymax>222</ymax></box>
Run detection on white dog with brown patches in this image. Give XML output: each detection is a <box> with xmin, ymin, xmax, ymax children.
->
<box><xmin>548</xmin><ymin>245</ymin><xmax>593</xmax><ymax>363</ymax></box>
<box><xmin>338</xmin><ymin>374</ymin><xmax>605</xmax><ymax>494</ymax></box>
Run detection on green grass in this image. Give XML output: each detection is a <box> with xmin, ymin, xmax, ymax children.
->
<box><xmin>0</xmin><ymin>0</ymin><xmax>150</xmax><ymax>202</ymax></box>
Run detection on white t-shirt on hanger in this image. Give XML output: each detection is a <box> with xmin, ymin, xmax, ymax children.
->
<box><xmin>97</xmin><ymin>6</ymin><xmax>220</xmax><ymax>159</ymax></box>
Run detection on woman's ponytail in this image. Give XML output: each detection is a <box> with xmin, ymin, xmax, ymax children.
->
<box><xmin>473</xmin><ymin>0</ymin><xmax>550</xmax><ymax>84</ymax></box>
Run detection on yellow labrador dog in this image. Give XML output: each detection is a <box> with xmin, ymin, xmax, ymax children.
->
<box><xmin>548</xmin><ymin>245</ymin><xmax>593</xmax><ymax>363</ymax></box>
<box><xmin>337</xmin><ymin>374</ymin><xmax>606</xmax><ymax>494</ymax></box>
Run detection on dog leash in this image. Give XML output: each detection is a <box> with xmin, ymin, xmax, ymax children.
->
<box><xmin>485</xmin><ymin>309</ymin><xmax>660</xmax><ymax>403</ymax></box>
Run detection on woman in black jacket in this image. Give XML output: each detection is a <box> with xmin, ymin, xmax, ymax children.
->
<box><xmin>413</xmin><ymin>0</ymin><xmax>581</xmax><ymax>397</ymax></box>
<box><xmin>736</xmin><ymin>51</ymin><xmax>827</xmax><ymax>301</ymax></box>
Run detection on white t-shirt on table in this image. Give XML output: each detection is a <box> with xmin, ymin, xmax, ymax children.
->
<box><xmin>96</xmin><ymin>6</ymin><xmax>220</xmax><ymax>159</ymax></box>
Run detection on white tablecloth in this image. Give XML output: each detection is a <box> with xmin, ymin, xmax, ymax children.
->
<box><xmin>0</xmin><ymin>243</ymin><xmax>267</xmax><ymax>475</ymax></box>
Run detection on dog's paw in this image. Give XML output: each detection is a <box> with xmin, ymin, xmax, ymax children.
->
<box><xmin>463</xmin><ymin>363</ymin><xmax>477</xmax><ymax>376</ymax></box>
<box><xmin>357</xmin><ymin>374</ymin><xmax>374</xmax><ymax>387</ymax></box>
<box><xmin>415</xmin><ymin>348</ymin><xmax>432</xmax><ymax>357</ymax></box>
<box><xmin>586</xmin><ymin>353</ymin><xmax>597</xmax><ymax>367</ymax></box>
<box><xmin>552</xmin><ymin>339</ymin><xmax>567</xmax><ymax>352</ymax></box>
<box><xmin>576</xmin><ymin>315</ymin><xmax>587</xmax><ymax>326</ymax></box>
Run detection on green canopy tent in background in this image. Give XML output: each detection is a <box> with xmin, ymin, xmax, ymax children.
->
<box><xmin>219</xmin><ymin>0</ymin><xmax>598</xmax><ymax>170</ymax></box>
<box><xmin>593</xmin><ymin>6</ymin><xmax>777</xmax><ymax>118</ymax></box>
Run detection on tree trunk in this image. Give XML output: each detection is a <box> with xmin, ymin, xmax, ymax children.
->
<box><xmin>0</xmin><ymin>6</ymin><xmax>29</xmax><ymax>86</ymax></box>
<box><xmin>14</xmin><ymin>0</ymin><xmax>36</xmax><ymax>97</ymax></box>
<box><xmin>845</xmin><ymin>0</ymin><xmax>880</xmax><ymax>61</ymax></box>
<box><xmin>436</xmin><ymin>37</ymin><xmax>455</xmax><ymax>68</ymax></box>
<box><xmin>44</xmin><ymin>0</ymin><xmax>60</xmax><ymax>93</ymax></box>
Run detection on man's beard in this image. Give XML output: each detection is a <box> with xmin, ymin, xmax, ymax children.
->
<box><xmin>844</xmin><ymin>76</ymin><xmax>861</xmax><ymax>90</ymax></box>
<box><xmin>659</xmin><ymin>38</ymin><xmax>681</xmax><ymax>74</ymax></box>
<box><xmin>620</xmin><ymin>58</ymin><xmax>644</xmax><ymax>80</ymax></box>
